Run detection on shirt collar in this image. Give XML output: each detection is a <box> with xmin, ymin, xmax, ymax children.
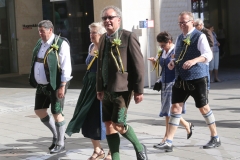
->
<box><xmin>183</xmin><ymin>28</ymin><xmax>195</xmax><ymax>38</ymax></box>
<box><xmin>162</xmin><ymin>44</ymin><xmax>175</xmax><ymax>58</ymax></box>
<box><xmin>106</xmin><ymin>27</ymin><xmax>120</xmax><ymax>39</ymax></box>
<box><xmin>41</xmin><ymin>34</ymin><xmax>55</xmax><ymax>45</ymax></box>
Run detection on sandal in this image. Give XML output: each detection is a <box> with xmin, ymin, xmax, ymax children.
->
<box><xmin>104</xmin><ymin>151</ymin><xmax>112</xmax><ymax>160</ymax></box>
<box><xmin>88</xmin><ymin>148</ymin><xmax>105</xmax><ymax>160</ymax></box>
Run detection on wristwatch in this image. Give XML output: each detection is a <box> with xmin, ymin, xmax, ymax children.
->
<box><xmin>60</xmin><ymin>83</ymin><xmax>66</xmax><ymax>87</ymax></box>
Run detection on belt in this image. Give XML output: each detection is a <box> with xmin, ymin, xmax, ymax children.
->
<box><xmin>37</xmin><ymin>84</ymin><xmax>51</xmax><ymax>95</ymax></box>
<box><xmin>36</xmin><ymin>58</ymin><xmax>44</xmax><ymax>63</ymax></box>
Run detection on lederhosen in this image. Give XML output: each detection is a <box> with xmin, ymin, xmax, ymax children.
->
<box><xmin>172</xmin><ymin>29</ymin><xmax>208</xmax><ymax>108</ymax></box>
<box><xmin>101</xmin><ymin>31</ymin><xmax>133</xmax><ymax>127</ymax></box>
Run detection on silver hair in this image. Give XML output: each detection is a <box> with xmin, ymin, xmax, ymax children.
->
<box><xmin>194</xmin><ymin>18</ymin><xmax>204</xmax><ymax>26</ymax></box>
<box><xmin>89</xmin><ymin>22</ymin><xmax>106</xmax><ymax>35</ymax></box>
<box><xmin>38</xmin><ymin>20</ymin><xmax>54</xmax><ymax>31</ymax></box>
<box><xmin>179</xmin><ymin>11</ymin><xmax>194</xmax><ymax>20</ymax></box>
<box><xmin>101</xmin><ymin>5</ymin><xmax>122</xmax><ymax>18</ymax></box>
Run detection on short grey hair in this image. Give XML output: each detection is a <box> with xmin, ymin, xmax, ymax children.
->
<box><xmin>179</xmin><ymin>11</ymin><xmax>194</xmax><ymax>21</ymax></box>
<box><xmin>89</xmin><ymin>22</ymin><xmax>106</xmax><ymax>35</ymax></box>
<box><xmin>194</xmin><ymin>18</ymin><xmax>204</xmax><ymax>26</ymax></box>
<box><xmin>38</xmin><ymin>20</ymin><xmax>54</xmax><ymax>31</ymax></box>
<box><xmin>101</xmin><ymin>5</ymin><xmax>122</xmax><ymax>18</ymax></box>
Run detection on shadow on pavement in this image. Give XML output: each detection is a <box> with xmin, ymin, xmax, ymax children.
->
<box><xmin>1</xmin><ymin>137</ymin><xmax>92</xmax><ymax>160</ymax></box>
<box><xmin>127</xmin><ymin>118</ymin><xmax>240</xmax><ymax>129</ymax></box>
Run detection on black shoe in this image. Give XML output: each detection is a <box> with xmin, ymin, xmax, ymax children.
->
<box><xmin>50</xmin><ymin>145</ymin><xmax>65</xmax><ymax>154</ymax></box>
<box><xmin>48</xmin><ymin>143</ymin><xmax>56</xmax><ymax>150</ymax></box>
<box><xmin>136</xmin><ymin>144</ymin><xmax>148</xmax><ymax>160</ymax></box>
<box><xmin>153</xmin><ymin>143</ymin><xmax>163</xmax><ymax>148</ymax></box>
<box><xmin>203</xmin><ymin>137</ymin><xmax>221</xmax><ymax>149</ymax></box>
<box><xmin>49</xmin><ymin>136</ymin><xmax>66</xmax><ymax>150</ymax></box>
<box><xmin>154</xmin><ymin>142</ymin><xmax>173</xmax><ymax>152</ymax></box>
<box><xmin>187</xmin><ymin>122</ymin><xmax>194</xmax><ymax>139</ymax></box>
<box><xmin>49</xmin><ymin>137</ymin><xmax>57</xmax><ymax>150</ymax></box>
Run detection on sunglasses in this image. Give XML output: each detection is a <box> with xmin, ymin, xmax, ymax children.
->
<box><xmin>101</xmin><ymin>16</ymin><xmax>118</xmax><ymax>21</ymax></box>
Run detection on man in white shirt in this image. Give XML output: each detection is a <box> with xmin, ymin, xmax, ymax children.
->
<box><xmin>156</xmin><ymin>11</ymin><xmax>221</xmax><ymax>152</ymax></box>
<box><xmin>29</xmin><ymin>20</ymin><xmax>72</xmax><ymax>154</ymax></box>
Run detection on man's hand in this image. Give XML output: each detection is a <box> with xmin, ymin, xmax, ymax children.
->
<box><xmin>182</xmin><ymin>59</ymin><xmax>197</xmax><ymax>70</ymax></box>
<box><xmin>168</xmin><ymin>60</ymin><xmax>175</xmax><ymax>70</ymax></box>
<box><xmin>57</xmin><ymin>86</ymin><xmax>65</xmax><ymax>99</ymax></box>
<box><xmin>134</xmin><ymin>93</ymin><xmax>143</xmax><ymax>104</ymax></box>
<box><xmin>97</xmin><ymin>91</ymin><xmax>104</xmax><ymax>101</ymax></box>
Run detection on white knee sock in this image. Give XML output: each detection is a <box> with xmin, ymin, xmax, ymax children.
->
<box><xmin>203</xmin><ymin>110</ymin><xmax>215</xmax><ymax>125</ymax></box>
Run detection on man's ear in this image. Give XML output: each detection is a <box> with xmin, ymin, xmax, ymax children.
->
<box><xmin>49</xmin><ymin>28</ymin><xmax>53</xmax><ymax>33</ymax></box>
<box><xmin>118</xmin><ymin>17</ymin><xmax>121</xmax><ymax>24</ymax></box>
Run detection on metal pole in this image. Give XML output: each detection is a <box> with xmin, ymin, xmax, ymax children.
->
<box><xmin>146</xmin><ymin>19</ymin><xmax>151</xmax><ymax>88</ymax></box>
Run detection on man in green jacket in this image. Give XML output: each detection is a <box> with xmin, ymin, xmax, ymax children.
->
<box><xmin>96</xmin><ymin>6</ymin><xmax>147</xmax><ymax>160</ymax></box>
<box><xmin>29</xmin><ymin>20</ymin><xmax>72</xmax><ymax>154</ymax></box>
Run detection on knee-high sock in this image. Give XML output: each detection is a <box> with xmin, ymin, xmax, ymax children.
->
<box><xmin>169</xmin><ymin>113</ymin><xmax>181</xmax><ymax>126</ymax></box>
<box><xmin>55</xmin><ymin>120</ymin><xmax>66</xmax><ymax>146</ymax></box>
<box><xmin>41</xmin><ymin>115</ymin><xmax>57</xmax><ymax>143</ymax></box>
<box><xmin>106</xmin><ymin>133</ymin><xmax>120</xmax><ymax>160</ymax></box>
<box><xmin>121</xmin><ymin>125</ymin><xmax>143</xmax><ymax>152</ymax></box>
<box><xmin>203</xmin><ymin>110</ymin><xmax>215</xmax><ymax>125</ymax></box>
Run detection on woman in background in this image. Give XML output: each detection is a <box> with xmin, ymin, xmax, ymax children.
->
<box><xmin>148</xmin><ymin>31</ymin><xmax>194</xmax><ymax>149</ymax></box>
<box><xmin>206</xmin><ymin>24</ymin><xmax>221</xmax><ymax>82</ymax></box>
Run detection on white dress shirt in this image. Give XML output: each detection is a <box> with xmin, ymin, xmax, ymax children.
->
<box><xmin>34</xmin><ymin>34</ymin><xmax>72</xmax><ymax>85</ymax></box>
<box><xmin>175</xmin><ymin>28</ymin><xmax>213</xmax><ymax>63</ymax></box>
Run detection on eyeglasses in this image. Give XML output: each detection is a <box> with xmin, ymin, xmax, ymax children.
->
<box><xmin>193</xmin><ymin>24</ymin><xmax>199</xmax><ymax>27</ymax></box>
<box><xmin>178</xmin><ymin>20</ymin><xmax>192</xmax><ymax>25</ymax></box>
<box><xmin>159</xmin><ymin>43</ymin><xmax>167</xmax><ymax>48</ymax></box>
<box><xmin>101</xmin><ymin>16</ymin><xmax>118</xmax><ymax>21</ymax></box>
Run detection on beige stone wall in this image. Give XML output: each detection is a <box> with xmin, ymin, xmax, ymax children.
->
<box><xmin>15</xmin><ymin>0</ymin><xmax>42</xmax><ymax>74</ymax></box>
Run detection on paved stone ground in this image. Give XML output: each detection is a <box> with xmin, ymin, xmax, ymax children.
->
<box><xmin>0</xmin><ymin>65</ymin><xmax>239</xmax><ymax>160</ymax></box>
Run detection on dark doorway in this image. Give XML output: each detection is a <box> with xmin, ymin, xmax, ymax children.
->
<box><xmin>42</xmin><ymin>0</ymin><xmax>94</xmax><ymax>65</ymax></box>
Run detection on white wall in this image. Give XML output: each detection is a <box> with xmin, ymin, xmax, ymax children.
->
<box><xmin>122</xmin><ymin>0</ymin><xmax>155</xmax><ymax>88</ymax></box>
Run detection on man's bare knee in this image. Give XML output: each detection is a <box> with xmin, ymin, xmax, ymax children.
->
<box><xmin>52</xmin><ymin>113</ymin><xmax>64</xmax><ymax>122</ymax></box>
<box><xmin>104</xmin><ymin>121</ymin><xmax>117</xmax><ymax>135</ymax></box>
<box><xmin>171</xmin><ymin>103</ymin><xmax>184</xmax><ymax>114</ymax></box>
<box><xmin>199</xmin><ymin>104</ymin><xmax>210</xmax><ymax>114</ymax></box>
<box><xmin>112</xmin><ymin>123</ymin><xmax>125</xmax><ymax>134</ymax></box>
<box><xmin>34</xmin><ymin>109</ymin><xmax>48</xmax><ymax>119</ymax></box>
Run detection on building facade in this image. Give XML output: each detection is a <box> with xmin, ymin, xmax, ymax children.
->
<box><xmin>0</xmin><ymin>0</ymin><xmax>237</xmax><ymax>86</ymax></box>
